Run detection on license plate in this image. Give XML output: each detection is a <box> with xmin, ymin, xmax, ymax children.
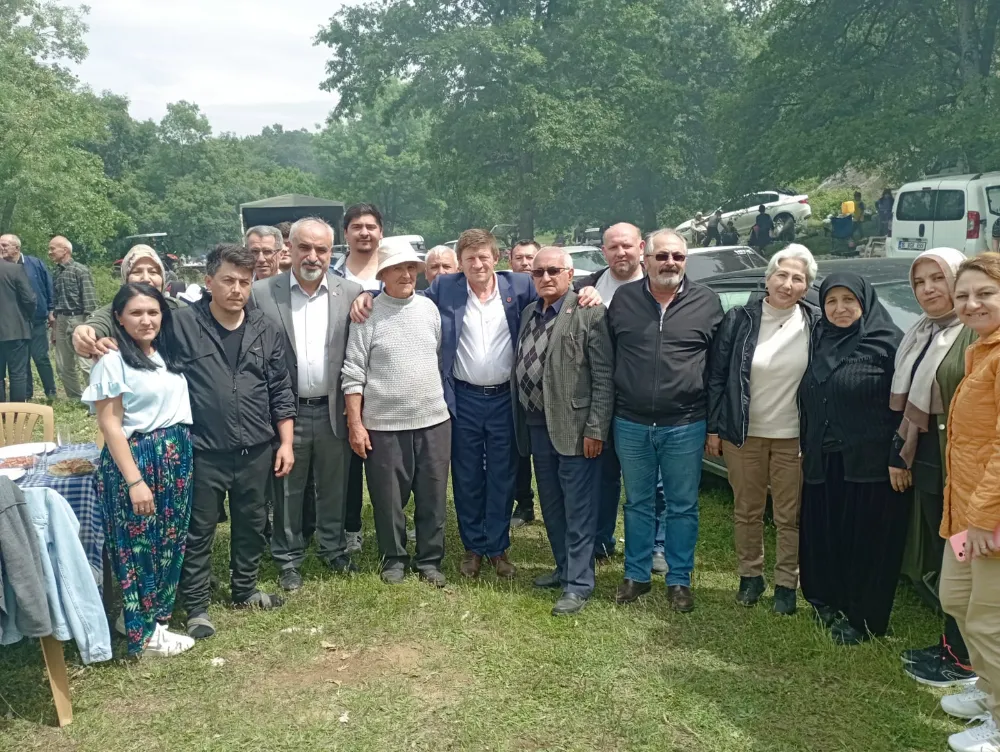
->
<box><xmin>898</xmin><ymin>239</ymin><xmax>927</xmax><ymax>252</ymax></box>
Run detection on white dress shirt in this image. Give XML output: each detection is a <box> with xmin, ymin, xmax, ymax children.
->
<box><xmin>291</xmin><ymin>274</ymin><xmax>330</xmax><ymax>398</ymax></box>
<box><xmin>344</xmin><ymin>267</ymin><xmax>382</xmax><ymax>292</ymax></box>
<box><xmin>453</xmin><ymin>276</ymin><xmax>514</xmax><ymax>386</ymax></box>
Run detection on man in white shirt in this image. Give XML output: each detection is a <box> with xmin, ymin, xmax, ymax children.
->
<box><xmin>332</xmin><ymin>203</ymin><xmax>384</xmax><ymax>554</ymax></box>
<box><xmin>253</xmin><ymin>218</ymin><xmax>362</xmax><ymax>591</ymax></box>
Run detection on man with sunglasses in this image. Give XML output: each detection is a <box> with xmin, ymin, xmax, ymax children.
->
<box><xmin>508</xmin><ymin>238</ymin><xmax>542</xmax><ymax>528</ymax></box>
<box><xmin>607</xmin><ymin>228</ymin><xmax>723</xmax><ymax>612</ymax></box>
<box><xmin>512</xmin><ymin>247</ymin><xmax>613</xmax><ymax>615</ymax></box>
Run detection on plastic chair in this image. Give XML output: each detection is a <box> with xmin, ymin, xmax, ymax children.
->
<box><xmin>0</xmin><ymin>402</ymin><xmax>55</xmax><ymax>447</ymax></box>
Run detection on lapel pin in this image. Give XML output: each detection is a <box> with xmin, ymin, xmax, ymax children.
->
<box><xmin>507</xmin><ymin>297</ymin><xmax>512</xmax><ymax>303</ymax></box>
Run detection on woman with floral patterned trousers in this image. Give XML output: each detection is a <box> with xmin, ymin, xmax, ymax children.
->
<box><xmin>84</xmin><ymin>283</ymin><xmax>194</xmax><ymax>658</ymax></box>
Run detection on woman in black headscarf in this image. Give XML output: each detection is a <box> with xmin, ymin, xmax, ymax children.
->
<box><xmin>799</xmin><ymin>272</ymin><xmax>907</xmax><ymax>645</ymax></box>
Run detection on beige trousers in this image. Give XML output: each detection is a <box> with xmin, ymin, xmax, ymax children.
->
<box><xmin>54</xmin><ymin>314</ymin><xmax>91</xmax><ymax>400</ymax></box>
<box><xmin>722</xmin><ymin>437</ymin><xmax>802</xmax><ymax>588</ymax></box>
<box><xmin>941</xmin><ymin>544</ymin><xmax>1000</xmax><ymax>723</ymax></box>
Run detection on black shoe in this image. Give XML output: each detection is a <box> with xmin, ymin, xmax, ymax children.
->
<box><xmin>380</xmin><ymin>566</ymin><xmax>406</xmax><ymax>585</ymax></box>
<box><xmin>667</xmin><ymin>585</ymin><xmax>695</xmax><ymax>613</ymax></box>
<box><xmin>279</xmin><ymin>568</ymin><xmax>303</xmax><ymax>592</ymax></box>
<box><xmin>552</xmin><ymin>592</ymin><xmax>588</xmax><ymax>616</ymax></box>
<box><xmin>595</xmin><ymin>542</ymin><xmax>616</xmax><ymax>562</ymax></box>
<box><xmin>811</xmin><ymin>604</ymin><xmax>838</xmax><ymax>628</ymax></box>
<box><xmin>418</xmin><ymin>568</ymin><xmax>447</xmax><ymax>588</ymax></box>
<box><xmin>773</xmin><ymin>585</ymin><xmax>797</xmax><ymax>615</ymax></box>
<box><xmin>510</xmin><ymin>505</ymin><xmax>535</xmax><ymax>528</ymax></box>
<box><xmin>831</xmin><ymin>619</ymin><xmax>871</xmax><ymax>646</ymax></box>
<box><xmin>327</xmin><ymin>555</ymin><xmax>359</xmax><ymax>575</ymax></box>
<box><xmin>901</xmin><ymin>642</ymin><xmax>947</xmax><ymax>665</ymax></box>
<box><xmin>186</xmin><ymin>610</ymin><xmax>216</xmax><ymax>640</ymax></box>
<box><xmin>615</xmin><ymin>579</ymin><xmax>652</xmax><ymax>605</ymax></box>
<box><xmin>735</xmin><ymin>576</ymin><xmax>766</xmax><ymax>607</ymax></box>
<box><xmin>233</xmin><ymin>591</ymin><xmax>285</xmax><ymax>610</ymax></box>
<box><xmin>533</xmin><ymin>570</ymin><xmax>562</xmax><ymax>589</ymax></box>
<box><xmin>903</xmin><ymin>650</ymin><xmax>977</xmax><ymax>687</ymax></box>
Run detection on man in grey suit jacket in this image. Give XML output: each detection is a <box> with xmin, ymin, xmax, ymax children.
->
<box><xmin>511</xmin><ymin>247</ymin><xmax>614</xmax><ymax>615</ymax></box>
<box><xmin>0</xmin><ymin>258</ymin><xmax>37</xmax><ymax>402</ymax></box>
<box><xmin>253</xmin><ymin>217</ymin><xmax>363</xmax><ymax>592</ymax></box>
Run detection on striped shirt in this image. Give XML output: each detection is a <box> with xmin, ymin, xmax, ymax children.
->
<box><xmin>53</xmin><ymin>259</ymin><xmax>98</xmax><ymax>316</ymax></box>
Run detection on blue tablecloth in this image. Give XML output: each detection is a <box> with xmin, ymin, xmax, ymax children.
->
<box><xmin>18</xmin><ymin>443</ymin><xmax>103</xmax><ymax>583</ymax></box>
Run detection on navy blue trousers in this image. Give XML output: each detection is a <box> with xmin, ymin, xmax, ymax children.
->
<box><xmin>451</xmin><ymin>387</ymin><xmax>518</xmax><ymax>557</ymax></box>
<box><xmin>529</xmin><ymin>425</ymin><xmax>599</xmax><ymax>597</ymax></box>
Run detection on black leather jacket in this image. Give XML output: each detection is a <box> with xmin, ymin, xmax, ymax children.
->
<box><xmin>706</xmin><ymin>295</ymin><xmax>820</xmax><ymax>446</ymax></box>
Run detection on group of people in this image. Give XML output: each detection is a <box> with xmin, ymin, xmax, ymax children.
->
<box><xmin>4</xmin><ymin>202</ymin><xmax>999</xmax><ymax>751</ymax></box>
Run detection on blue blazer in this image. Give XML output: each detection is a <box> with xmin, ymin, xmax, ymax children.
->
<box><xmin>21</xmin><ymin>254</ymin><xmax>53</xmax><ymax>322</ymax></box>
<box><xmin>424</xmin><ymin>271</ymin><xmax>537</xmax><ymax>415</ymax></box>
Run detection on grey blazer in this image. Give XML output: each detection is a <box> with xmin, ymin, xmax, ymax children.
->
<box><xmin>253</xmin><ymin>270</ymin><xmax>362</xmax><ymax>439</ymax></box>
<box><xmin>511</xmin><ymin>289</ymin><xmax>615</xmax><ymax>457</ymax></box>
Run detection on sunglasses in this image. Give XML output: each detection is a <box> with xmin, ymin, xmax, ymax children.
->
<box><xmin>647</xmin><ymin>252</ymin><xmax>687</xmax><ymax>263</ymax></box>
<box><xmin>530</xmin><ymin>267</ymin><xmax>570</xmax><ymax>279</ymax></box>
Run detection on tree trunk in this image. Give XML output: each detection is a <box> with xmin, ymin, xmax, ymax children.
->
<box><xmin>518</xmin><ymin>151</ymin><xmax>535</xmax><ymax>241</ymax></box>
<box><xmin>639</xmin><ymin>192</ymin><xmax>658</xmax><ymax>234</ymax></box>
<box><xmin>956</xmin><ymin>0</ymin><xmax>983</xmax><ymax>85</ymax></box>
<box><xmin>0</xmin><ymin>196</ymin><xmax>16</xmax><ymax>232</ymax></box>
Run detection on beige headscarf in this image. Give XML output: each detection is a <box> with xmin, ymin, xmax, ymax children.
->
<box><xmin>121</xmin><ymin>244</ymin><xmax>165</xmax><ymax>287</ymax></box>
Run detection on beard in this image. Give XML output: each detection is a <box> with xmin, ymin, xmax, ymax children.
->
<box><xmin>651</xmin><ymin>269</ymin><xmax>683</xmax><ymax>288</ymax></box>
<box><xmin>298</xmin><ymin>265</ymin><xmax>325</xmax><ymax>282</ymax></box>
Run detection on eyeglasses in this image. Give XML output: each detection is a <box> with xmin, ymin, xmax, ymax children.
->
<box><xmin>252</xmin><ymin>248</ymin><xmax>277</xmax><ymax>258</ymax></box>
<box><xmin>647</xmin><ymin>252</ymin><xmax>687</xmax><ymax>263</ymax></box>
<box><xmin>530</xmin><ymin>267</ymin><xmax>570</xmax><ymax>279</ymax></box>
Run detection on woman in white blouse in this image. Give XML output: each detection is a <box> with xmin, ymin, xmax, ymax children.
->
<box><xmin>706</xmin><ymin>245</ymin><xmax>820</xmax><ymax>615</ymax></box>
<box><xmin>83</xmin><ymin>283</ymin><xmax>194</xmax><ymax>658</ymax></box>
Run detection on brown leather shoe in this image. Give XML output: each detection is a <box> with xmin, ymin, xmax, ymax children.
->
<box><xmin>667</xmin><ymin>585</ymin><xmax>694</xmax><ymax>613</ymax></box>
<box><xmin>615</xmin><ymin>578</ymin><xmax>652</xmax><ymax>604</ymax></box>
<box><xmin>460</xmin><ymin>551</ymin><xmax>483</xmax><ymax>579</ymax></box>
<box><xmin>489</xmin><ymin>552</ymin><xmax>517</xmax><ymax>579</ymax></box>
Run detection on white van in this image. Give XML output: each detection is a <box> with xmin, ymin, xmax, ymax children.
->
<box><xmin>888</xmin><ymin>172</ymin><xmax>1000</xmax><ymax>257</ymax></box>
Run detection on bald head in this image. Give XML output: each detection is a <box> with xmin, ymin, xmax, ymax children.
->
<box><xmin>601</xmin><ymin>223</ymin><xmax>644</xmax><ymax>281</ymax></box>
<box><xmin>0</xmin><ymin>234</ymin><xmax>21</xmax><ymax>262</ymax></box>
<box><xmin>425</xmin><ymin>245</ymin><xmax>458</xmax><ymax>283</ymax></box>
<box><xmin>48</xmin><ymin>235</ymin><xmax>72</xmax><ymax>264</ymax></box>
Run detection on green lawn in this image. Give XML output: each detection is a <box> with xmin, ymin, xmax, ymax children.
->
<box><xmin>0</xmin><ymin>394</ymin><xmax>960</xmax><ymax>752</ymax></box>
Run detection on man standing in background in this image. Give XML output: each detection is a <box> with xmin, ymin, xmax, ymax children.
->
<box><xmin>275</xmin><ymin>222</ymin><xmax>293</xmax><ymax>273</ymax></box>
<box><xmin>0</xmin><ymin>254</ymin><xmax>37</xmax><ymax>403</ymax></box>
<box><xmin>424</xmin><ymin>245</ymin><xmax>459</xmax><ymax>284</ymax></box>
<box><xmin>0</xmin><ymin>234</ymin><xmax>57</xmax><ymax>401</ymax></box>
<box><xmin>246</xmin><ymin>225</ymin><xmax>283</xmax><ymax>281</ymax></box>
<box><xmin>48</xmin><ymin>235</ymin><xmax>97</xmax><ymax>400</ymax></box>
<box><xmin>333</xmin><ymin>203</ymin><xmax>384</xmax><ymax>555</ymax></box>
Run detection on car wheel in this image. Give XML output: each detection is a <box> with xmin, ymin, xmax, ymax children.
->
<box><xmin>773</xmin><ymin>213</ymin><xmax>796</xmax><ymax>241</ymax></box>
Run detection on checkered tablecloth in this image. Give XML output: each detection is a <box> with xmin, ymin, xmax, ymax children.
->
<box><xmin>18</xmin><ymin>443</ymin><xmax>103</xmax><ymax>583</ymax></box>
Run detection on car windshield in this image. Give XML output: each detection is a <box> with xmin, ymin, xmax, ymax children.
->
<box><xmin>569</xmin><ymin>249</ymin><xmax>608</xmax><ymax>272</ymax></box>
<box><xmin>873</xmin><ymin>281</ymin><xmax>923</xmax><ymax>331</ymax></box>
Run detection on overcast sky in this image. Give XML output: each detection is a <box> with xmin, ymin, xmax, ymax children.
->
<box><xmin>74</xmin><ymin>0</ymin><xmax>348</xmax><ymax>136</ymax></box>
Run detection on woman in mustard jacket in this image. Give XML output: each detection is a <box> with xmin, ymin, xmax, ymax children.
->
<box><xmin>938</xmin><ymin>253</ymin><xmax>1000</xmax><ymax>752</ymax></box>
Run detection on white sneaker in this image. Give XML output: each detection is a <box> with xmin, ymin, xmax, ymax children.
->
<box><xmin>144</xmin><ymin>624</ymin><xmax>195</xmax><ymax>658</ymax></box>
<box><xmin>345</xmin><ymin>530</ymin><xmax>362</xmax><ymax>555</ymax></box>
<box><xmin>949</xmin><ymin>716</ymin><xmax>1000</xmax><ymax>752</ymax></box>
<box><xmin>944</xmin><ymin>687</ymin><xmax>993</xmax><ymax>720</ymax></box>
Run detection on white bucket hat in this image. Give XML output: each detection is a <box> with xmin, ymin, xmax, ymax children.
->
<box><xmin>375</xmin><ymin>237</ymin><xmax>425</xmax><ymax>280</ymax></box>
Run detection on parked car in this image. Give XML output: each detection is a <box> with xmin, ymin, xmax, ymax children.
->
<box><xmin>383</xmin><ymin>234</ymin><xmax>426</xmax><ymax>259</ymax></box>
<box><xmin>563</xmin><ymin>244</ymin><xmax>767</xmax><ymax>280</ymax></box>
<box><xmin>887</xmin><ymin>172</ymin><xmax>1000</xmax><ymax>258</ymax></box>
<box><xmin>699</xmin><ymin>257</ymin><xmax>922</xmax><ymax>479</ymax></box>
<box><xmin>676</xmin><ymin>189</ymin><xmax>812</xmax><ymax>244</ymax></box>
<box><xmin>565</xmin><ymin>245</ymin><xmax>608</xmax><ymax>273</ymax></box>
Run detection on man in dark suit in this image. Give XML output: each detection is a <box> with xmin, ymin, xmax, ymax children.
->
<box><xmin>1</xmin><ymin>234</ymin><xmax>56</xmax><ymax>400</ymax></box>
<box><xmin>253</xmin><ymin>217</ymin><xmax>363</xmax><ymax>592</ymax></box>
<box><xmin>0</xmin><ymin>257</ymin><xmax>38</xmax><ymax>402</ymax></box>
<box><xmin>512</xmin><ymin>247</ymin><xmax>614</xmax><ymax>615</ymax></box>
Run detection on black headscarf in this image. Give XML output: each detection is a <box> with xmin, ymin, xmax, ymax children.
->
<box><xmin>811</xmin><ymin>272</ymin><xmax>903</xmax><ymax>383</ymax></box>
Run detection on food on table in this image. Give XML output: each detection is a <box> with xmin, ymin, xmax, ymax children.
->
<box><xmin>0</xmin><ymin>456</ymin><xmax>34</xmax><ymax>470</ymax></box>
<box><xmin>49</xmin><ymin>458</ymin><xmax>96</xmax><ymax>477</ymax></box>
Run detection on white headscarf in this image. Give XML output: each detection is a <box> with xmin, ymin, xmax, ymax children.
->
<box><xmin>889</xmin><ymin>247</ymin><xmax>968</xmax><ymax>466</ymax></box>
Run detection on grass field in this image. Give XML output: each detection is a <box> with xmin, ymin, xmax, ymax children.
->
<box><xmin>0</xmin><ymin>390</ymin><xmax>963</xmax><ymax>752</ymax></box>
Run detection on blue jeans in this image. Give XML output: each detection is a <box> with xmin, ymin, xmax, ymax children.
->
<box><xmin>529</xmin><ymin>425</ymin><xmax>599</xmax><ymax>597</ymax></box>
<box><xmin>451</xmin><ymin>387</ymin><xmax>518</xmax><ymax>558</ymax></box>
<box><xmin>596</xmin><ymin>432</ymin><xmax>666</xmax><ymax>555</ymax></box>
<box><xmin>614</xmin><ymin>417</ymin><xmax>705</xmax><ymax>586</ymax></box>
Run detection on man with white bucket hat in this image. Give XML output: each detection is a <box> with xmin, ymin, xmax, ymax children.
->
<box><xmin>341</xmin><ymin>237</ymin><xmax>451</xmax><ymax>586</ymax></box>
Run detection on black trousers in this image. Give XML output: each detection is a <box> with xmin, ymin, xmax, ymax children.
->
<box><xmin>26</xmin><ymin>320</ymin><xmax>57</xmax><ymax>398</ymax></box>
<box><xmin>800</xmin><ymin>453</ymin><xmax>911</xmax><ymax>636</ymax></box>
<box><xmin>346</xmin><ymin>452</ymin><xmax>364</xmax><ymax>532</ymax></box>
<box><xmin>365</xmin><ymin>420</ymin><xmax>451</xmax><ymax>572</ymax></box>
<box><xmin>180</xmin><ymin>442</ymin><xmax>272</xmax><ymax>612</ymax></box>
<box><xmin>917</xmin><ymin>486</ymin><xmax>970</xmax><ymax>662</ymax></box>
<box><xmin>704</xmin><ymin>227</ymin><xmax>722</xmax><ymax>247</ymax></box>
<box><xmin>513</xmin><ymin>454</ymin><xmax>535</xmax><ymax>511</ymax></box>
<box><xmin>0</xmin><ymin>339</ymin><xmax>30</xmax><ymax>403</ymax></box>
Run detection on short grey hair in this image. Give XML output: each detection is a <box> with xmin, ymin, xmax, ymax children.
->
<box><xmin>645</xmin><ymin>228</ymin><xmax>688</xmax><ymax>253</ymax></box>
<box><xmin>765</xmin><ymin>243</ymin><xmax>818</xmax><ymax>285</ymax></box>
<box><xmin>1</xmin><ymin>233</ymin><xmax>21</xmax><ymax>249</ymax></box>
<box><xmin>536</xmin><ymin>245</ymin><xmax>573</xmax><ymax>268</ymax></box>
<box><xmin>426</xmin><ymin>245</ymin><xmax>457</xmax><ymax>263</ymax></box>
<box><xmin>288</xmin><ymin>217</ymin><xmax>335</xmax><ymax>247</ymax></box>
<box><xmin>244</xmin><ymin>225</ymin><xmax>283</xmax><ymax>249</ymax></box>
<box><xmin>51</xmin><ymin>235</ymin><xmax>72</xmax><ymax>253</ymax></box>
